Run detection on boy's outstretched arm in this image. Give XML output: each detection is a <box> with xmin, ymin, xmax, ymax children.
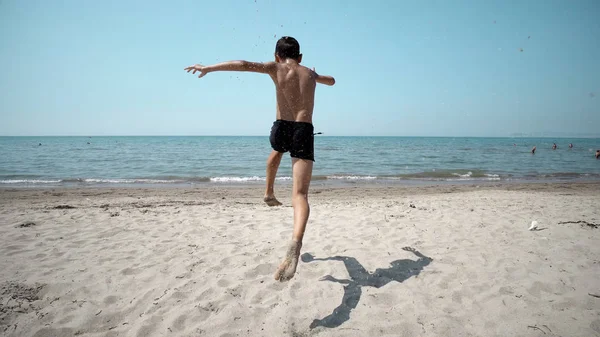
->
<box><xmin>311</xmin><ymin>68</ymin><xmax>335</xmax><ymax>86</ymax></box>
<box><xmin>185</xmin><ymin>61</ymin><xmax>276</xmax><ymax>78</ymax></box>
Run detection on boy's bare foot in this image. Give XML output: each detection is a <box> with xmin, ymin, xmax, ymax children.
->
<box><xmin>264</xmin><ymin>195</ymin><xmax>282</xmax><ymax>206</ymax></box>
<box><xmin>274</xmin><ymin>240</ymin><xmax>302</xmax><ymax>281</ymax></box>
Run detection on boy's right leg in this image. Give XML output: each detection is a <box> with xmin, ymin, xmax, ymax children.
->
<box><xmin>274</xmin><ymin>158</ymin><xmax>313</xmax><ymax>281</ymax></box>
<box><xmin>264</xmin><ymin>150</ymin><xmax>284</xmax><ymax>206</ymax></box>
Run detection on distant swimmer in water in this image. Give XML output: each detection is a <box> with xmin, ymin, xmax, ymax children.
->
<box><xmin>552</xmin><ymin>143</ymin><xmax>557</xmax><ymax>150</ymax></box>
<box><xmin>596</xmin><ymin>150</ymin><xmax>600</xmax><ymax>159</ymax></box>
<box><xmin>531</xmin><ymin>146</ymin><xmax>536</xmax><ymax>154</ymax></box>
<box><xmin>569</xmin><ymin>143</ymin><xmax>573</xmax><ymax>148</ymax></box>
<box><xmin>38</xmin><ymin>143</ymin><xmax>42</xmax><ymax>146</ymax></box>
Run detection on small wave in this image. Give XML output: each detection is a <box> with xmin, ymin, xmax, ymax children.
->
<box><xmin>211</xmin><ymin>176</ymin><xmax>262</xmax><ymax>182</ymax></box>
<box><xmin>83</xmin><ymin>178</ymin><xmax>181</xmax><ymax>184</ymax></box>
<box><xmin>210</xmin><ymin>176</ymin><xmax>292</xmax><ymax>183</ymax></box>
<box><xmin>537</xmin><ymin>172</ymin><xmax>600</xmax><ymax>179</ymax></box>
<box><xmin>452</xmin><ymin>171</ymin><xmax>473</xmax><ymax>178</ymax></box>
<box><xmin>0</xmin><ymin>179</ymin><xmax>61</xmax><ymax>184</ymax></box>
<box><xmin>393</xmin><ymin>170</ymin><xmax>488</xmax><ymax>179</ymax></box>
<box><xmin>66</xmin><ymin>177</ymin><xmax>215</xmax><ymax>184</ymax></box>
<box><xmin>326</xmin><ymin>175</ymin><xmax>377</xmax><ymax>180</ymax></box>
<box><xmin>379</xmin><ymin>169</ymin><xmax>502</xmax><ymax>181</ymax></box>
<box><xmin>138</xmin><ymin>176</ymin><xmax>212</xmax><ymax>183</ymax></box>
<box><xmin>61</xmin><ymin>178</ymin><xmax>85</xmax><ymax>183</ymax></box>
<box><xmin>447</xmin><ymin>171</ymin><xmax>501</xmax><ymax>180</ymax></box>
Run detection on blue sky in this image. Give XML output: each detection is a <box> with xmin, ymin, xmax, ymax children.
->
<box><xmin>0</xmin><ymin>0</ymin><xmax>598</xmax><ymax>137</ymax></box>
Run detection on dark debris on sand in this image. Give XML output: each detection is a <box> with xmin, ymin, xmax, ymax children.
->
<box><xmin>52</xmin><ymin>205</ymin><xmax>76</xmax><ymax>209</ymax></box>
<box><xmin>558</xmin><ymin>220</ymin><xmax>599</xmax><ymax>229</ymax></box>
<box><xmin>17</xmin><ymin>222</ymin><xmax>36</xmax><ymax>228</ymax></box>
<box><xmin>0</xmin><ymin>282</ymin><xmax>45</xmax><ymax>331</ymax></box>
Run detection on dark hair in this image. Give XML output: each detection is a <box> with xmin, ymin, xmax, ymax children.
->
<box><xmin>275</xmin><ymin>36</ymin><xmax>301</xmax><ymax>60</ymax></box>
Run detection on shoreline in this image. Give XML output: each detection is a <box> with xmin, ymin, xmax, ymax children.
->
<box><xmin>2</xmin><ymin>181</ymin><xmax>600</xmax><ymax>206</ymax></box>
<box><xmin>2</xmin><ymin>177</ymin><xmax>600</xmax><ymax>191</ymax></box>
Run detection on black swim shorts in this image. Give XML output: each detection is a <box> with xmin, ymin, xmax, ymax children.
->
<box><xmin>269</xmin><ymin>120</ymin><xmax>315</xmax><ymax>161</ymax></box>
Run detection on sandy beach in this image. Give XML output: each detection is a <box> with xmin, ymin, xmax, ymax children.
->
<box><xmin>1</xmin><ymin>182</ymin><xmax>599</xmax><ymax>337</ymax></box>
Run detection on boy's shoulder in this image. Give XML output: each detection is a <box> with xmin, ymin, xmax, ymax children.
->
<box><xmin>269</xmin><ymin>62</ymin><xmax>311</xmax><ymax>71</ymax></box>
<box><xmin>266</xmin><ymin>63</ymin><xmax>314</xmax><ymax>80</ymax></box>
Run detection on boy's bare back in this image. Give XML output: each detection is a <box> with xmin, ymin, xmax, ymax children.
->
<box><xmin>270</xmin><ymin>61</ymin><xmax>317</xmax><ymax>123</ymax></box>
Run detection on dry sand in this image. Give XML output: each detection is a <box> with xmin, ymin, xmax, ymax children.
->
<box><xmin>0</xmin><ymin>182</ymin><xmax>599</xmax><ymax>337</ymax></box>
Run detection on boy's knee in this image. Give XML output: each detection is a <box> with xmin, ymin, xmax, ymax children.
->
<box><xmin>293</xmin><ymin>191</ymin><xmax>309</xmax><ymax>200</ymax></box>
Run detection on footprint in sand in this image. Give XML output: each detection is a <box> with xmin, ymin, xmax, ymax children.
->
<box><xmin>451</xmin><ymin>291</ymin><xmax>463</xmax><ymax>304</ymax></box>
<box><xmin>171</xmin><ymin>314</ymin><xmax>187</xmax><ymax>332</ymax></box>
<box><xmin>591</xmin><ymin>319</ymin><xmax>600</xmax><ymax>334</ymax></box>
<box><xmin>57</xmin><ymin>315</ymin><xmax>76</xmax><ymax>324</ymax></box>
<box><xmin>217</xmin><ymin>278</ymin><xmax>231</xmax><ymax>288</ymax></box>
<box><xmin>103</xmin><ymin>295</ymin><xmax>118</xmax><ymax>305</ymax></box>
<box><xmin>32</xmin><ymin>328</ymin><xmax>74</xmax><ymax>337</ymax></box>
<box><xmin>120</xmin><ymin>267</ymin><xmax>140</xmax><ymax>276</ymax></box>
<box><xmin>244</xmin><ymin>263</ymin><xmax>273</xmax><ymax>278</ymax></box>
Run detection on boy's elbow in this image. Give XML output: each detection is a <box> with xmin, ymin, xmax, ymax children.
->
<box><xmin>328</xmin><ymin>77</ymin><xmax>336</xmax><ymax>86</ymax></box>
<box><xmin>238</xmin><ymin>60</ymin><xmax>251</xmax><ymax>70</ymax></box>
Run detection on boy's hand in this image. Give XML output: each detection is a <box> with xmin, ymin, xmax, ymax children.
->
<box><xmin>310</xmin><ymin>66</ymin><xmax>335</xmax><ymax>86</ymax></box>
<box><xmin>184</xmin><ymin>64</ymin><xmax>208</xmax><ymax>78</ymax></box>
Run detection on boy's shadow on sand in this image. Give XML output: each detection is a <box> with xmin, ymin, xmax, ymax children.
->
<box><xmin>301</xmin><ymin>247</ymin><xmax>433</xmax><ymax>329</ymax></box>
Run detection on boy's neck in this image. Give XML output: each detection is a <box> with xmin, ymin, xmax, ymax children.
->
<box><xmin>281</xmin><ymin>58</ymin><xmax>299</xmax><ymax>65</ymax></box>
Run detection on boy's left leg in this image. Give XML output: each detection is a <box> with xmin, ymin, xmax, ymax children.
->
<box><xmin>264</xmin><ymin>150</ymin><xmax>284</xmax><ymax>206</ymax></box>
<box><xmin>274</xmin><ymin>158</ymin><xmax>313</xmax><ymax>281</ymax></box>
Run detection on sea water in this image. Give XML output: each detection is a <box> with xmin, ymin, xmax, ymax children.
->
<box><xmin>1</xmin><ymin>136</ymin><xmax>599</xmax><ymax>187</ymax></box>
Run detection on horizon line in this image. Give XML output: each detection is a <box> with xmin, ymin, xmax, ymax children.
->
<box><xmin>1</xmin><ymin>135</ymin><xmax>599</xmax><ymax>139</ymax></box>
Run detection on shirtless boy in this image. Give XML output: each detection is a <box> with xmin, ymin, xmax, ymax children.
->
<box><xmin>185</xmin><ymin>36</ymin><xmax>335</xmax><ymax>281</ymax></box>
